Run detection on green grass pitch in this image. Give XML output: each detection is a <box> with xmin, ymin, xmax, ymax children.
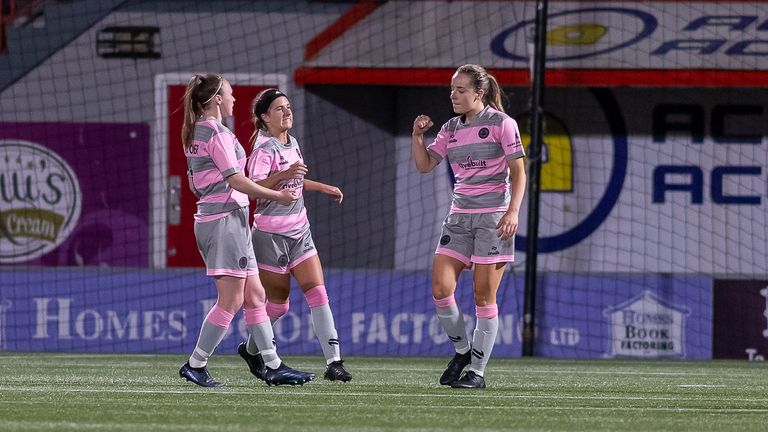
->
<box><xmin>1</xmin><ymin>354</ymin><xmax>767</xmax><ymax>431</ymax></box>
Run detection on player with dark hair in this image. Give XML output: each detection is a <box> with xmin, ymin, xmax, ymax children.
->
<box><xmin>179</xmin><ymin>75</ymin><xmax>314</xmax><ymax>387</ymax></box>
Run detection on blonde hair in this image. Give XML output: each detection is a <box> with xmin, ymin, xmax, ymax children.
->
<box><xmin>181</xmin><ymin>74</ymin><xmax>224</xmax><ymax>149</ymax></box>
<box><xmin>455</xmin><ymin>64</ymin><xmax>504</xmax><ymax>113</ymax></box>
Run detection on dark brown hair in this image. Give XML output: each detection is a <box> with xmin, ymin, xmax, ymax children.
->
<box><xmin>181</xmin><ymin>74</ymin><xmax>224</xmax><ymax>148</ymax></box>
<box><xmin>250</xmin><ymin>88</ymin><xmax>287</xmax><ymax>146</ymax></box>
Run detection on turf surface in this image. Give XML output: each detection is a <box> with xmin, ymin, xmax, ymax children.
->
<box><xmin>1</xmin><ymin>354</ymin><xmax>767</xmax><ymax>431</ymax></box>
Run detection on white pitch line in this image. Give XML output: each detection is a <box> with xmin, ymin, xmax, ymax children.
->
<box><xmin>679</xmin><ymin>384</ymin><xmax>727</xmax><ymax>388</ymax></box>
<box><xmin>2</xmin><ymin>386</ymin><xmax>768</xmax><ymax>404</ymax></box>
<box><xmin>1</xmin><ymin>396</ymin><xmax>768</xmax><ymax>414</ymax></box>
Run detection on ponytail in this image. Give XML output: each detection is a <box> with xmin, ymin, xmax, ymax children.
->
<box><xmin>455</xmin><ymin>64</ymin><xmax>505</xmax><ymax>113</ymax></box>
<box><xmin>485</xmin><ymin>74</ymin><xmax>504</xmax><ymax>113</ymax></box>
<box><xmin>181</xmin><ymin>73</ymin><xmax>224</xmax><ymax>149</ymax></box>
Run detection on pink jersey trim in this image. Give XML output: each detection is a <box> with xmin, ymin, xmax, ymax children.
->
<box><xmin>288</xmin><ymin>250</ymin><xmax>318</xmax><ymax>270</ymax></box>
<box><xmin>433</xmin><ymin>294</ymin><xmax>457</xmax><ymax>309</ymax></box>
<box><xmin>244</xmin><ymin>306</ymin><xmax>269</xmax><ymax>325</ymax></box>
<box><xmin>206</xmin><ymin>268</ymin><xmax>247</xmax><ymax>278</ymax></box>
<box><xmin>435</xmin><ymin>248</ymin><xmax>472</xmax><ymax>268</ymax></box>
<box><xmin>195</xmin><ymin>210</ymin><xmax>234</xmax><ymax>223</ymax></box>
<box><xmin>476</xmin><ymin>304</ymin><xmax>499</xmax><ymax>319</ymax></box>
<box><xmin>472</xmin><ymin>255</ymin><xmax>515</xmax><ymax>264</ymax></box>
<box><xmin>449</xmin><ymin>206</ymin><xmax>509</xmax><ymax>214</ymax></box>
<box><xmin>257</xmin><ymin>263</ymin><xmax>290</xmax><ymax>274</ymax></box>
<box><xmin>205</xmin><ymin>304</ymin><xmax>234</xmax><ymax>329</ymax></box>
<box><xmin>304</xmin><ymin>285</ymin><xmax>329</xmax><ymax>308</ymax></box>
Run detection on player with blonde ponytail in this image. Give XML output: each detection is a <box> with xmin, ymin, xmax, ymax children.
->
<box><xmin>179</xmin><ymin>74</ymin><xmax>314</xmax><ymax>387</ymax></box>
<box><xmin>411</xmin><ymin>64</ymin><xmax>527</xmax><ymax>388</ymax></box>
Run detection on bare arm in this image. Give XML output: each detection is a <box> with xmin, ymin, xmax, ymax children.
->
<box><xmin>496</xmin><ymin>157</ymin><xmax>527</xmax><ymax>240</ymax></box>
<box><xmin>412</xmin><ymin>114</ymin><xmax>439</xmax><ymax>173</ymax></box>
<box><xmin>305</xmin><ymin>179</ymin><xmax>343</xmax><ymax>203</ymax></box>
<box><xmin>227</xmin><ymin>172</ymin><xmax>296</xmax><ymax>205</ymax></box>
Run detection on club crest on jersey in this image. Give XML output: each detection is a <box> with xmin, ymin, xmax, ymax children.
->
<box><xmin>458</xmin><ymin>156</ymin><xmax>487</xmax><ymax>170</ymax></box>
<box><xmin>478</xmin><ymin>127</ymin><xmax>490</xmax><ymax>139</ymax></box>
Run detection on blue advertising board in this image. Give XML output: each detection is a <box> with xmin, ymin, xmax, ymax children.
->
<box><xmin>0</xmin><ymin>269</ymin><xmax>711</xmax><ymax>359</ymax></box>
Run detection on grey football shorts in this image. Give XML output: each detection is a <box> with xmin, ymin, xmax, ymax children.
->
<box><xmin>435</xmin><ymin>212</ymin><xmax>516</xmax><ymax>267</ymax></box>
<box><xmin>251</xmin><ymin>227</ymin><xmax>318</xmax><ymax>274</ymax></box>
<box><xmin>194</xmin><ymin>207</ymin><xmax>258</xmax><ymax>277</ymax></box>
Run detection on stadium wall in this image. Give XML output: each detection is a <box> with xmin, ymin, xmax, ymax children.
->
<box><xmin>0</xmin><ymin>1</ymin><xmax>767</xmax><ymax>359</ymax></box>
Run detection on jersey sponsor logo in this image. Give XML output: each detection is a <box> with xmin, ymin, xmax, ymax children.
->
<box><xmin>478</xmin><ymin>127</ymin><xmax>490</xmax><ymax>139</ymax></box>
<box><xmin>440</xmin><ymin>235</ymin><xmax>451</xmax><ymax>246</ymax></box>
<box><xmin>458</xmin><ymin>156</ymin><xmax>487</xmax><ymax>170</ymax></box>
<box><xmin>282</xmin><ymin>178</ymin><xmax>303</xmax><ymax>189</ymax></box>
<box><xmin>0</xmin><ymin>140</ymin><xmax>82</xmax><ymax>263</ymax></box>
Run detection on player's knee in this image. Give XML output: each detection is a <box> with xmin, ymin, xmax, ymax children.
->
<box><xmin>431</xmin><ymin>283</ymin><xmax>454</xmax><ymax>300</ymax></box>
<box><xmin>265</xmin><ymin>300</ymin><xmax>289</xmax><ymax>319</ymax></box>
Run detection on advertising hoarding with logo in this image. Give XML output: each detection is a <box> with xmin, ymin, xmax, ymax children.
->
<box><xmin>297</xmin><ymin>1</ymin><xmax>768</xmax><ymax>86</ymax></box>
<box><xmin>0</xmin><ymin>269</ymin><xmax>711</xmax><ymax>358</ymax></box>
<box><xmin>0</xmin><ymin>122</ymin><xmax>150</xmax><ymax>267</ymax></box>
<box><xmin>395</xmin><ymin>87</ymin><xmax>768</xmax><ymax>275</ymax></box>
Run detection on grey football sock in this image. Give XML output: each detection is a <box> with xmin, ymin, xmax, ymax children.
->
<box><xmin>435</xmin><ymin>303</ymin><xmax>470</xmax><ymax>354</ymax></box>
<box><xmin>247</xmin><ymin>321</ymin><xmax>281</xmax><ymax>369</ymax></box>
<box><xmin>468</xmin><ymin>316</ymin><xmax>499</xmax><ymax>376</ymax></box>
<box><xmin>310</xmin><ymin>304</ymin><xmax>341</xmax><ymax>364</ymax></box>
<box><xmin>189</xmin><ymin>320</ymin><xmax>228</xmax><ymax>368</ymax></box>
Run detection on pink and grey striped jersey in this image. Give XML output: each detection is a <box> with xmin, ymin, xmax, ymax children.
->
<box><xmin>246</xmin><ymin>130</ymin><xmax>309</xmax><ymax>239</ymax></box>
<box><xmin>427</xmin><ymin>106</ymin><xmax>525</xmax><ymax>213</ymax></box>
<box><xmin>184</xmin><ymin>118</ymin><xmax>248</xmax><ymax>223</ymax></box>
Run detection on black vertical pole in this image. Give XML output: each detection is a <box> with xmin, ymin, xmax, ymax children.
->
<box><xmin>522</xmin><ymin>0</ymin><xmax>548</xmax><ymax>357</ymax></box>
